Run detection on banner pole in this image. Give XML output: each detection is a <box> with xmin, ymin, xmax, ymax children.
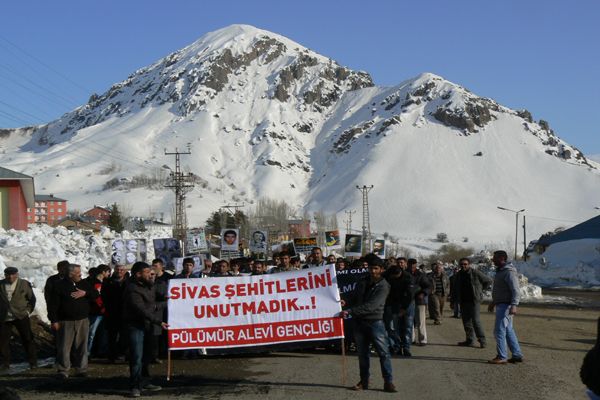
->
<box><xmin>167</xmin><ymin>349</ymin><xmax>172</xmax><ymax>381</ymax></box>
<box><xmin>340</xmin><ymin>317</ymin><xmax>347</xmax><ymax>386</ymax></box>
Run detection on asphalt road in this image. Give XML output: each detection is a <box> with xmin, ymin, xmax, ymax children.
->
<box><xmin>2</xmin><ymin>304</ymin><xmax>598</xmax><ymax>399</ymax></box>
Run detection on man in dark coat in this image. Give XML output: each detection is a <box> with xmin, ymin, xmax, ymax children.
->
<box><xmin>102</xmin><ymin>264</ymin><xmax>128</xmax><ymax>363</ymax></box>
<box><xmin>47</xmin><ymin>264</ymin><xmax>98</xmax><ymax>379</ymax></box>
<box><xmin>123</xmin><ymin>262</ymin><xmax>168</xmax><ymax>397</ymax></box>
<box><xmin>0</xmin><ymin>267</ymin><xmax>37</xmax><ymax>372</ymax></box>
<box><xmin>341</xmin><ymin>254</ymin><xmax>396</xmax><ymax>393</ymax></box>
<box><xmin>454</xmin><ymin>258</ymin><xmax>492</xmax><ymax>348</ymax></box>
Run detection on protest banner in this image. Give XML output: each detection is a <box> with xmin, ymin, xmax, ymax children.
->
<box><xmin>153</xmin><ymin>238</ymin><xmax>182</xmax><ymax>268</ymax></box>
<box><xmin>167</xmin><ymin>265</ymin><xmax>343</xmax><ymax>349</ymax></box>
<box><xmin>372</xmin><ymin>239</ymin><xmax>386</xmax><ymax>258</ymax></box>
<box><xmin>344</xmin><ymin>234</ymin><xmax>362</xmax><ymax>257</ymax></box>
<box><xmin>325</xmin><ymin>230</ymin><xmax>341</xmax><ymax>249</ymax></box>
<box><xmin>293</xmin><ymin>237</ymin><xmax>317</xmax><ymax>254</ymax></box>
<box><xmin>186</xmin><ymin>228</ymin><xmax>208</xmax><ymax>254</ymax></box>
<box><xmin>336</xmin><ymin>267</ymin><xmax>369</xmax><ymax>302</ymax></box>
<box><xmin>111</xmin><ymin>238</ymin><xmax>147</xmax><ymax>266</ymax></box>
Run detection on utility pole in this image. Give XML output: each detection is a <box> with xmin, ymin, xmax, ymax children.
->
<box><xmin>164</xmin><ymin>146</ymin><xmax>195</xmax><ymax>249</ymax></box>
<box><xmin>219</xmin><ymin>203</ymin><xmax>245</xmax><ymax>227</ymax></box>
<box><xmin>344</xmin><ymin>209</ymin><xmax>356</xmax><ymax>234</ymax></box>
<box><xmin>356</xmin><ymin>185</ymin><xmax>374</xmax><ymax>255</ymax></box>
<box><xmin>523</xmin><ymin>215</ymin><xmax>527</xmax><ymax>260</ymax></box>
<box><xmin>497</xmin><ymin>206</ymin><xmax>525</xmax><ymax>261</ymax></box>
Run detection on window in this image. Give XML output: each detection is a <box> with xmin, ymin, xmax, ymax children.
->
<box><xmin>28</xmin><ymin>215</ymin><xmax>32</xmax><ymax>220</ymax></box>
<box><xmin>50</xmin><ymin>201</ymin><xmax>54</xmax><ymax>205</ymax></box>
<box><xmin>58</xmin><ymin>208</ymin><xmax>62</xmax><ymax>213</ymax></box>
<box><xmin>50</xmin><ymin>208</ymin><xmax>54</xmax><ymax>212</ymax></box>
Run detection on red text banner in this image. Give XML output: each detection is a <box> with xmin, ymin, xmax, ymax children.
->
<box><xmin>167</xmin><ymin>265</ymin><xmax>343</xmax><ymax>349</ymax></box>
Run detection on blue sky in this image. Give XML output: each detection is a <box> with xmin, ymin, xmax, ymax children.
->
<box><xmin>1</xmin><ymin>0</ymin><xmax>598</xmax><ymax>153</ymax></box>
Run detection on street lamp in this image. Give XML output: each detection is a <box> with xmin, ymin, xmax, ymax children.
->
<box><xmin>497</xmin><ymin>206</ymin><xmax>526</xmax><ymax>260</ymax></box>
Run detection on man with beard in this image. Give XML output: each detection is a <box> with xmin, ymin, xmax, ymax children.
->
<box><xmin>123</xmin><ymin>262</ymin><xmax>168</xmax><ymax>397</ymax></box>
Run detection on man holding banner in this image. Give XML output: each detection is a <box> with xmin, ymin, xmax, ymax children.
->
<box><xmin>341</xmin><ymin>255</ymin><xmax>396</xmax><ymax>393</ymax></box>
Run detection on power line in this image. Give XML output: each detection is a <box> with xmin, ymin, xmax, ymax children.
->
<box><xmin>0</xmin><ymin>109</ymin><xmax>32</xmax><ymax>125</ymax></box>
<box><xmin>0</xmin><ymin>35</ymin><xmax>93</xmax><ymax>95</ymax></box>
<box><xmin>0</xmin><ymin>99</ymin><xmax>47</xmax><ymax>124</ymax></box>
<box><xmin>0</xmin><ymin>64</ymin><xmax>79</xmax><ymax>108</ymax></box>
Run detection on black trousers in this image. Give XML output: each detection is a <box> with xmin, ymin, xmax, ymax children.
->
<box><xmin>460</xmin><ymin>302</ymin><xmax>486</xmax><ymax>344</ymax></box>
<box><xmin>0</xmin><ymin>316</ymin><xmax>37</xmax><ymax>368</ymax></box>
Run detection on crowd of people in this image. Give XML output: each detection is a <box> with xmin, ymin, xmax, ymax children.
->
<box><xmin>0</xmin><ymin>245</ymin><xmax>581</xmax><ymax>397</ymax></box>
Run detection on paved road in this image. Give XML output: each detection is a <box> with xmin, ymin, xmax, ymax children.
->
<box><xmin>2</xmin><ymin>305</ymin><xmax>598</xmax><ymax>399</ymax></box>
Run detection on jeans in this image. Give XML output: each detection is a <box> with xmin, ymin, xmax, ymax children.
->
<box><xmin>354</xmin><ymin>319</ymin><xmax>393</xmax><ymax>383</ymax></box>
<box><xmin>128</xmin><ymin>325</ymin><xmax>153</xmax><ymax>390</ymax></box>
<box><xmin>494</xmin><ymin>303</ymin><xmax>523</xmax><ymax>360</ymax></box>
<box><xmin>87</xmin><ymin>315</ymin><xmax>104</xmax><ymax>355</ymax></box>
<box><xmin>383</xmin><ymin>306</ymin><xmax>401</xmax><ymax>352</ymax></box>
<box><xmin>460</xmin><ymin>302</ymin><xmax>486</xmax><ymax>344</ymax></box>
<box><xmin>453</xmin><ymin>301</ymin><xmax>461</xmax><ymax>317</ymax></box>
<box><xmin>398</xmin><ymin>302</ymin><xmax>415</xmax><ymax>351</ymax></box>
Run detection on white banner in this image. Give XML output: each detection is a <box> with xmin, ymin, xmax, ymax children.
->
<box><xmin>167</xmin><ymin>265</ymin><xmax>343</xmax><ymax>349</ymax></box>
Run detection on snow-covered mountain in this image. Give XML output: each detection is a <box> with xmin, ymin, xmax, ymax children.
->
<box><xmin>1</xmin><ymin>24</ymin><xmax>599</xmax><ymax>244</ymax></box>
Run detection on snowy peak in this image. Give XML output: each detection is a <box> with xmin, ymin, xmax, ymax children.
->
<box><xmin>27</xmin><ymin>24</ymin><xmax>373</xmax><ymax>149</ymax></box>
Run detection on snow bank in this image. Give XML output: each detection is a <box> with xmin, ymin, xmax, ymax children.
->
<box><xmin>519</xmin><ymin>239</ymin><xmax>600</xmax><ymax>288</ymax></box>
<box><xmin>0</xmin><ymin>225</ymin><xmax>172</xmax><ymax>322</ymax></box>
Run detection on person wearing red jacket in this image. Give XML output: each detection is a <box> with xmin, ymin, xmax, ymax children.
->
<box><xmin>85</xmin><ymin>264</ymin><xmax>111</xmax><ymax>357</ymax></box>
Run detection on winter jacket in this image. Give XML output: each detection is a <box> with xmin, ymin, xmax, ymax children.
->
<box><xmin>453</xmin><ymin>268</ymin><xmax>492</xmax><ymax>304</ymax></box>
<box><xmin>0</xmin><ymin>278</ymin><xmax>36</xmax><ymax>321</ymax></box>
<box><xmin>492</xmin><ymin>263</ymin><xmax>520</xmax><ymax>306</ymax></box>
<box><xmin>409</xmin><ymin>269</ymin><xmax>431</xmax><ymax>306</ymax></box>
<box><xmin>43</xmin><ymin>273</ymin><xmax>63</xmax><ymax>318</ymax></box>
<box><xmin>151</xmin><ymin>280</ymin><xmax>168</xmax><ymax>335</ymax></box>
<box><xmin>122</xmin><ymin>279</ymin><xmax>163</xmax><ymax>331</ymax></box>
<box><xmin>101</xmin><ymin>276</ymin><xmax>127</xmax><ymax>319</ymax></box>
<box><xmin>85</xmin><ymin>276</ymin><xmax>105</xmax><ymax>316</ymax></box>
<box><xmin>428</xmin><ymin>271</ymin><xmax>450</xmax><ymax>297</ymax></box>
<box><xmin>47</xmin><ymin>278</ymin><xmax>98</xmax><ymax>323</ymax></box>
<box><xmin>385</xmin><ymin>270</ymin><xmax>414</xmax><ymax>311</ymax></box>
<box><xmin>347</xmin><ymin>277</ymin><xmax>390</xmax><ymax>320</ymax></box>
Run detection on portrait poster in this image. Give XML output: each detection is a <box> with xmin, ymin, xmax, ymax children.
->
<box><xmin>344</xmin><ymin>234</ymin><xmax>363</xmax><ymax>257</ymax></box>
<box><xmin>153</xmin><ymin>238</ymin><xmax>182</xmax><ymax>268</ymax></box>
<box><xmin>325</xmin><ymin>230</ymin><xmax>341</xmax><ymax>249</ymax></box>
<box><xmin>111</xmin><ymin>238</ymin><xmax>147</xmax><ymax>266</ymax></box>
<box><xmin>372</xmin><ymin>239</ymin><xmax>386</xmax><ymax>258</ymax></box>
<box><xmin>186</xmin><ymin>228</ymin><xmax>208</xmax><ymax>254</ymax></box>
<box><xmin>220</xmin><ymin>228</ymin><xmax>239</xmax><ymax>252</ymax></box>
<box><xmin>249</xmin><ymin>229</ymin><xmax>268</xmax><ymax>259</ymax></box>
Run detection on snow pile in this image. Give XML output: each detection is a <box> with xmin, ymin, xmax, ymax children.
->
<box><xmin>518</xmin><ymin>239</ymin><xmax>600</xmax><ymax>288</ymax></box>
<box><xmin>0</xmin><ymin>225</ymin><xmax>172</xmax><ymax>322</ymax></box>
<box><xmin>475</xmin><ymin>264</ymin><xmax>543</xmax><ymax>301</ymax></box>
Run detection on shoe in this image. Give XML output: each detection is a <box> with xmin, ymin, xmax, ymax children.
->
<box><xmin>151</xmin><ymin>358</ymin><xmax>163</xmax><ymax>365</ymax></box>
<box><xmin>434</xmin><ymin>320</ymin><xmax>441</xmax><ymax>325</ymax></box>
<box><xmin>129</xmin><ymin>388</ymin><xmax>141</xmax><ymax>398</ymax></box>
<box><xmin>457</xmin><ymin>341</ymin><xmax>475</xmax><ymax>347</ymax></box>
<box><xmin>417</xmin><ymin>342</ymin><xmax>427</xmax><ymax>347</ymax></box>
<box><xmin>479</xmin><ymin>342</ymin><xmax>487</xmax><ymax>349</ymax></box>
<box><xmin>402</xmin><ymin>349</ymin><xmax>412</xmax><ymax>357</ymax></box>
<box><xmin>488</xmin><ymin>357</ymin><xmax>508</xmax><ymax>364</ymax></box>
<box><xmin>143</xmin><ymin>384</ymin><xmax>162</xmax><ymax>392</ymax></box>
<box><xmin>57</xmin><ymin>373</ymin><xmax>69</xmax><ymax>380</ymax></box>
<box><xmin>508</xmin><ymin>356</ymin><xmax>523</xmax><ymax>363</ymax></box>
<box><xmin>351</xmin><ymin>381</ymin><xmax>368</xmax><ymax>391</ymax></box>
<box><xmin>29</xmin><ymin>363</ymin><xmax>38</xmax><ymax>370</ymax></box>
<box><xmin>384</xmin><ymin>382</ymin><xmax>397</xmax><ymax>393</ymax></box>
